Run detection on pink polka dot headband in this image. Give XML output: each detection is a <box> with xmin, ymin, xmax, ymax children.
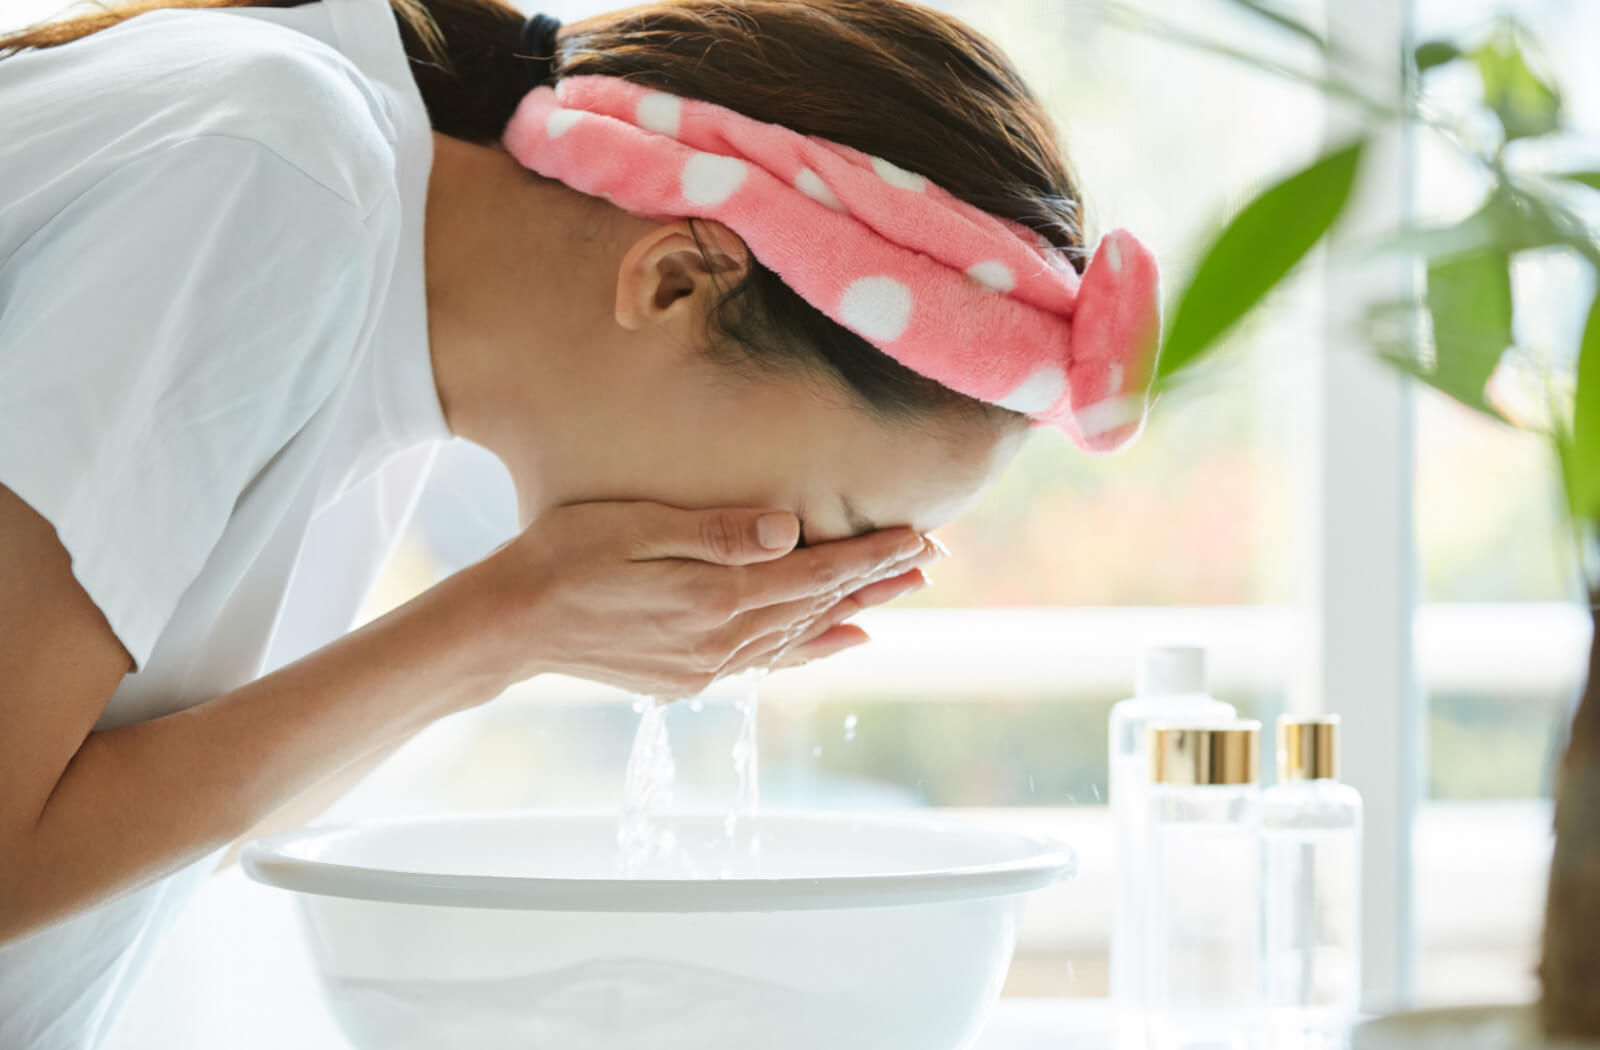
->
<box><xmin>501</xmin><ymin>74</ymin><xmax>1162</xmax><ymax>453</ymax></box>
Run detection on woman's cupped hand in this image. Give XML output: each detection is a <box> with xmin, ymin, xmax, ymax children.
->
<box><xmin>457</xmin><ymin>502</ymin><xmax>943</xmax><ymax>700</ymax></box>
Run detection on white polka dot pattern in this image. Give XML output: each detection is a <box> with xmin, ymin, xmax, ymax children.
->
<box><xmin>871</xmin><ymin>156</ymin><xmax>926</xmax><ymax>192</ymax></box>
<box><xmin>795</xmin><ymin>168</ymin><xmax>846</xmax><ymax>212</ymax></box>
<box><xmin>996</xmin><ymin>366</ymin><xmax>1067</xmax><ymax>415</ymax></box>
<box><xmin>637</xmin><ymin>92</ymin><xmax>682</xmax><ymax>137</ymax></box>
<box><xmin>681</xmin><ymin>153</ymin><xmax>748</xmax><ymax>206</ymax></box>
<box><xmin>1075</xmin><ymin>394</ymin><xmax>1145</xmax><ymax>438</ymax></box>
<box><xmin>545</xmin><ymin>109</ymin><xmax>583</xmax><ymax>138</ymax></box>
<box><xmin>839</xmin><ymin>277</ymin><xmax>914</xmax><ymax>342</ymax></box>
<box><xmin>966</xmin><ymin>260</ymin><xmax>1015</xmax><ymax>293</ymax></box>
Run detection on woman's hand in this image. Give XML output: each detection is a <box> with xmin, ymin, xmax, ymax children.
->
<box><xmin>459</xmin><ymin>501</ymin><xmax>941</xmax><ymax>699</ymax></box>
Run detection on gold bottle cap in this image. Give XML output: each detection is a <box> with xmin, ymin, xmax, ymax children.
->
<box><xmin>1149</xmin><ymin>720</ymin><xmax>1261</xmax><ymax>786</ymax></box>
<box><xmin>1279</xmin><ymin>715</ymin><xmax>1340</xmax><ymax>781</ymax></box>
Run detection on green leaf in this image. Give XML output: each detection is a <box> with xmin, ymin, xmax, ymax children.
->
<box><xmin>1362</xmin><ymin>181</ymin><xmax>1579</xmax><ymax>263</ymax></box>
<box><xmin>1570</xmin><ymin>292</ymin><xmax>1600</xmax><ymax>520</ymax></box>
<box><xmin>1419</xmin><ymin>248</ymin><xmax>1514</xmax><ymax>418</ymax></box>
<box><xmin>1472</xmin><ymin>22</ymin><xmax>1562</xmax><ymax>142</ymax></box>
<box><xmin>1559</xmin><ymin>171</ymin><xmax>1600</xmax><ymax>193</ymax></box>
<box><xmin>1363</xmin><ymin>205</ymin><xmax>1500</xmax><ymax>262</ymax></box>
<box><xmin>1158</xmin><ymin>139</ymin><xmax>1365</xmax><ymax>381</ymax></box>
<box><xmin>1415</xmin><ymin>40</ymin><xmax>1461</xmax><ymax>72</ymax></box>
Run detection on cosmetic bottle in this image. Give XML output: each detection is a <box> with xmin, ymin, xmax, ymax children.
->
<box><xmin>1145</xmin><ymin>720</ymin><xmax>1263</xmax><ymax>1050</ymax></box>
<box><xmin>1261</xmin><ymin>716</ymin><xmax>1362</xmax><ymax>1049</ymax></box>
<box><xmin>1108</xmin><ymin>647</ymin><xmax>1236</xmax><ymax>1048</ymax></box>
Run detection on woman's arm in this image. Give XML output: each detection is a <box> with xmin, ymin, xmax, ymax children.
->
<box><xmin>0</xmin><ymin>481</ymin><xmax>511</xmax><ymax>943</ymax></box>
<box><xmin>212</xmin><ymin>721</ymin><xmax>421</xmax><ymax>873</ymax></box>
<box><xmin>0</xmin><ymin>486</ymin><xmax>934</xmax><ymax>944</ymax></box>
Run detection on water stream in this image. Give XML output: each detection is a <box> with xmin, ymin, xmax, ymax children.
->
<box><xmin>616</xmin><ymin>698</ymin><xmax>678</xmax><ymax>877</ymax></box>
<box><xmin>617</xmin><ymin>668</ymin><xmax>768</xmax><ymax>877</ymax></box>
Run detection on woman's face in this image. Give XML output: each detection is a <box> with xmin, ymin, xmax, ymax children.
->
<box><xmin>500</xmin><ymin>212</ymin><xmax>1033</xmax><ymax>545</ymax></box>
<box><xmin>575</xmin><ymin>357</ymin><xmax>1030</xmax><ymax>547</ymax></box>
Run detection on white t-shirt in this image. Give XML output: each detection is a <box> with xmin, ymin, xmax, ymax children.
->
<box><xmin>0</xmin><ymin>0</ymin><xmax>451</xmax><ymax>1045</ymax></box>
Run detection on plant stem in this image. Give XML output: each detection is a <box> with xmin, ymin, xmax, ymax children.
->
<box><xmin>1539</xmin><ymin>585</ymin><xmax>1600</xmax><ymax>1037</ymax></box>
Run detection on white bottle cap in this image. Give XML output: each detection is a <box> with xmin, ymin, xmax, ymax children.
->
<box><xmin>1136</xmin><ymin>646</ymin><xmax>1208</xmax><ymax>697</ymax></box>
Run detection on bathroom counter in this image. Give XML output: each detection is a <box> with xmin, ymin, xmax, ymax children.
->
<box><xmin>99</xmin><ymin>864</ymin><xmax>1111</xmax><ymax>1048</ymax></box>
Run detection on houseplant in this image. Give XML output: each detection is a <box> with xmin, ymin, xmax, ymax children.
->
<box><xmin>1126</xmin><ymin>1</ymin><xmax>1600</xmax><ymax>1042</ymax></box>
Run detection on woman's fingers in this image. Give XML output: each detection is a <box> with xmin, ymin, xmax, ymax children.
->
<box><xmin>767</xmin><ymin>623</ymin><xmax>872</xmax><ymax>671</ymax></box>
<box><xmin>723</xmin><ymin>568</ymin><xmax>927</xmax><ymax>675</ymax></box>
<box><xmin>626</xmin><ymin>504</ymin><xmax>802</xmax><ymax>565</ymax></box>
<box><xmin>724</xmin><ymin>544</ymin><xmax>936</xmax><ymax>640</ymax></box>
<box><xmin>725</xmin><ymin>526</ymin><xmax>928</xmax><ymax>610</ymax></box>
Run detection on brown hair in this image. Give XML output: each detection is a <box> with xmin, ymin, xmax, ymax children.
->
<box><xmin>3</xmin><ymin>0</ymin><xmax>1085</xmax><ymax>428</ymax></box>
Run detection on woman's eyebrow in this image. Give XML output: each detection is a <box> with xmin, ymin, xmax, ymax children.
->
<box><xmin>840</xmin><ymin>494</ymin><xmax>877</xmax><ymax>536</ymax></box>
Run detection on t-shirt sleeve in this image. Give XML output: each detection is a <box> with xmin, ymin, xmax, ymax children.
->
<box><xmin>0</xmin><ymin>134</ymin><xmax>390</xmax><ymax>670</ymax></box>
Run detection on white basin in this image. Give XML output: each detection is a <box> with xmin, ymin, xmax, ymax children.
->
<box><xmin>242</xmin><ymin>809</ymin><xmax>1075</xmax><ymax>1050</ymax></box>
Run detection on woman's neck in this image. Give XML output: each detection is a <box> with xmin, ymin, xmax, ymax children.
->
<box><xmin>421</xmin><ymin>131</ymin><xmax>622</xmax><ymax>521</ymax></box>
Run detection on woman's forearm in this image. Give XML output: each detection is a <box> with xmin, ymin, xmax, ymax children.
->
<box><xmin>3</xmin><ymin>566</ymin><xmax>514</xmax><ymax>943</ymax></box>
<box><xmin>212</xmin><ymin>728</ymin><xmax>420</xmax><ymax>873</ymax></box>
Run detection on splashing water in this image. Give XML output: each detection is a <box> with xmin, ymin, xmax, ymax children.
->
<box><xmin>618</xmin><ymin>624</ymin><xmax>808</xmax><ymax>877</ymax></box>
<box><xmin>843</xmin><ymin>713</ymin><xmax>858</xmax><ymax>742</ymax></box>
<box><xmin>617</xmin><ymin>698</ymin><xmax>678</xmax><ymax>877</ymax></box>
<box><xmin>617</xmin><ymin>671</ymin><xmax>769</xmax><ymax>877</ymax></box>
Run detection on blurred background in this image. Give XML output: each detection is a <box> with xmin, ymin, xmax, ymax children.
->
<box><xmin>4</xmin><ymin>0</ymin><xmax>1592</xmax><ymax>1038</ymax></box>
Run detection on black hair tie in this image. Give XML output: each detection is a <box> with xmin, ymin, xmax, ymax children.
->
<box><xmin>520</xmin><ymin>13</ymin><xmax>563</xmax><ymax>89</ymax></box>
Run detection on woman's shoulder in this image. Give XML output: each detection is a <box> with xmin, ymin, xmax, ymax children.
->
<box><xmin>0</xmin><ymin>5</ymin><xmax>402</xmax><ymax>215</ymax></box>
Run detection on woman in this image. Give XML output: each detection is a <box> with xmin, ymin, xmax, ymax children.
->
<box><xmin>0</xmin><ymin>0</ymin><xmax>1158</xmax><ymax>1045</ymax></box>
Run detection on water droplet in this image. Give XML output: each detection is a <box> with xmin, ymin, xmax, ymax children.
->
<box><xmin>1091</xmin><ymin>783</ymin><xmax>1102</xmax><ymax>802</ymax></box>
<box><xmin>843</xmin><ymin>713</ymin><xmax>858</xmax><ymax>742</ymax></box>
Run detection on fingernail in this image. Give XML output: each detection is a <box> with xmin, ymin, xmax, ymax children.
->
<box><xmin>896</xmin><ymin>531</ymin><xmax>925</xmax><ymax>557</ymax></box>
<box><xmin>758</xmin><ymin>512</ymin><xmax>799</xmax><ymax>550</ymax></box>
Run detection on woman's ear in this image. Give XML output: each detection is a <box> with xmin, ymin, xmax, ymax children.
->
<box><xmin>614</xmin><ymin>219</ymin><xmax>751</xmax><ymax>333</ymax></box>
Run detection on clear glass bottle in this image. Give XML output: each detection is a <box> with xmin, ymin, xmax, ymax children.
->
<box><xmin>1108</xmin><ymin>647</ymin><xmax>1236</xmax><ymax>1050</ymax></box>
<box><xmin>1145</xmin><ymin>720</ymin><xmax>1263</xmax><ymax>1050</ymax></box>
<box><xmin>1261</xmin><ymin>716</ymin><xmax>1362</xmax><ymax>1050</ymax></box>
